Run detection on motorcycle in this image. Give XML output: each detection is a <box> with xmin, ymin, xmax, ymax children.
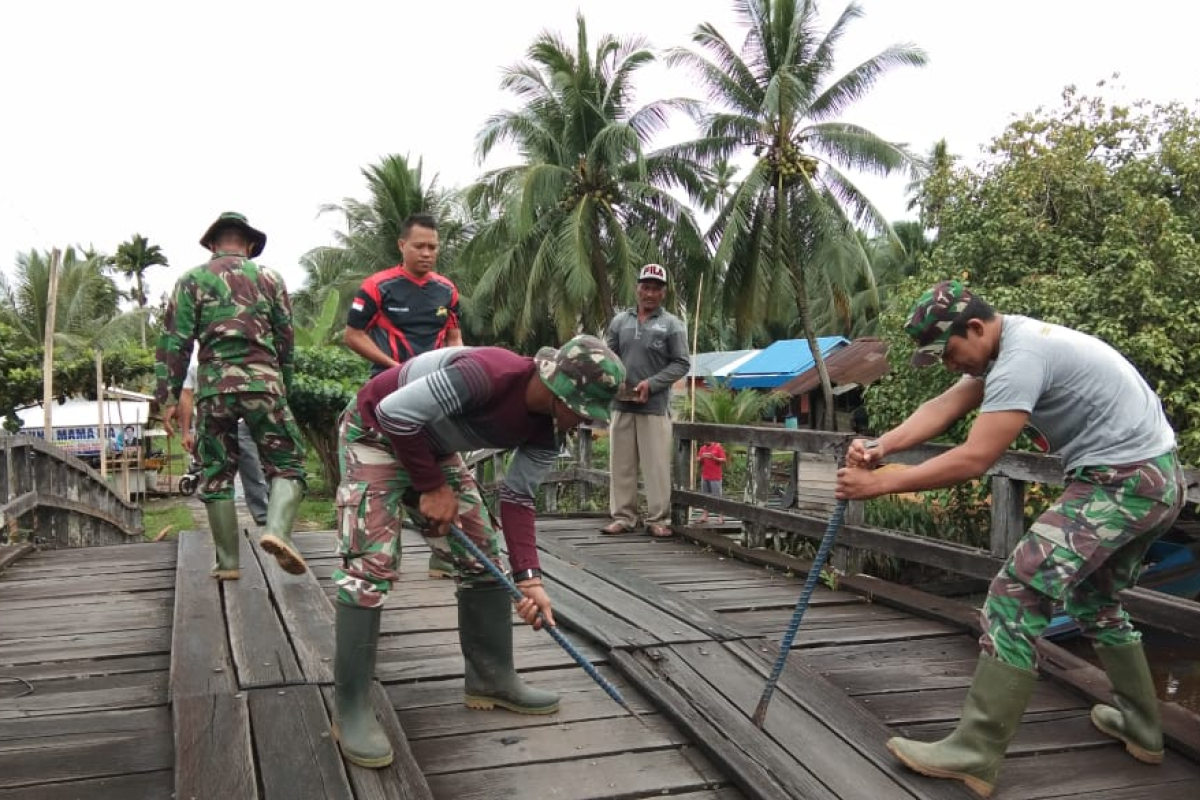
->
<box><xmin>178</xmin><ymin>457</ymin><xmax>203</xmax><ymax>496</ymax></box>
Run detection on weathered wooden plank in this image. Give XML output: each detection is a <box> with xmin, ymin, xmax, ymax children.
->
<box><xmin>225</xmin><ymin>530</ymin><xmax>304</xmax><ymax>688</ymax></box>
<box><xmin>0</xmin><ymin>670</ymin><xmax>168</xmax><ymax>719</ymax></box>
<box><xmin>249</xmin><ymin>685</ymin><xmax>352</xmax><ymax>800</ymax></box>
<box><xmin>0</xmin><ymin>707</ymin><xmax>171</xmax><ymax>788</ymax></box>
<box><xmin>250</xmin><ymin>537</ymin><xmax>336</xmax><ymax>684</ymax></box>
<box><xmin>858</xmin><ymin>681</ymin><xmax>1083</xmax><ymax>726</ymax></box>
<box><xmin>0</xmin><ymin>654</ymin><xmax>168</xmax><ymax>684</ymax></box>
<box><xmin>374</xmin><ymin>628</ymin><xmax>604</xmax><ymax>683</ymax></box>
<box><xmin>0</xmin><ymin>770</ymin><xmax>173</xmax><ymax>800</ymax></box>
<box><xmin>537</xmin><ymin>537</ymin><xmax>745</xmax><ymax>642</ymax></box>
<box><xmin>412</xmin><ymin>713</ymin><xmax>682</xmax><ymax>774</ymax></box>
<box><xmin>0</xmin><ymin>588</ymin><xmax>174</xmax><ymax>612</ymax></box>
<box><xmin>823</xmin><ymin>659</ymin><xmax>978</xmax><ymax>696</ymax></box>
<box><xmin>721</xmin><ymin>603</ymin><xmax>911</xmax><ymax>635</ymax></box>
<box><xmin>0</xmin><ymin>573</ymin><xmax>176</xmax><ymax>602</ymax></box>
<box><xmin>320</xmin><ymin>683</ymin><xmax>435</xmax><ymax>800</ymax></box>
<box><xmin>543</xmin><ymin>571</ymin><xmax>659</xmax><ymax>649</ymax></box>
<box><xmin>0</xmin><ymin>705</ymin><xmax>164</xmax><ymax>746</ymax></box>
<box><xmin>1028</xmin><ymin>781</ymin><xmax>1200</xmax><ymax>800</ymax></box>
<box><xmin>397</xmin><ymin>681</ymin><xmax>654</xmax><ymax>739</ymax></box>
<box><xmin>535</xmin><ymin>547</ymin><xmax>713</xmax><ymax>644</ymax></box>
<box><xmin>611</xmin><ymin>647</ymin><xmax>835</xmax><ymax>800</ymax></box>
<box><xmin>174</xmin><ymin>693</ymin><xmax>257</xmax><ymax>800</ymax></box>
<box><xmin>2</xmin><ymin>604</ymin><xmax>172</xmax><ymax>639</ymax></box>
<box><xmin>387</xmin><ymin>663</ymin><xmax>630</xmax><ymax>712</ymax></box>
<box><xmin>721</xmin><ymin>639</ymin><xmax>972</xmax><ymax>800</ymax></box>
<box><xmin>170</xmin><ymin>530</ymin><xmax>236</xmax><ymax>700</ymax></box>
<box><xmin>997</xmin><ymin>747</ymin><xmax>1200</xmax><ymax>799</ymax></box>
<box><xmin>425</xmin><ymin>749</ymin><xmax>723</xmax><ymax>800</ymax></box>
<box><xmin>0</xmin><ymin>628</ymin><xmax>169</xmax><ymax>667</ymax></box>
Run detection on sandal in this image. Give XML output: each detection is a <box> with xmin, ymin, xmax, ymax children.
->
<box><xmin>647</xmin><ymin>524</ymin><xmax>674</xmax><ymax>539</ymax></box>
<box><xmin>600</xmin><ymin>521</ymin><xmax>633</xmax><ymax>535</ymax></box>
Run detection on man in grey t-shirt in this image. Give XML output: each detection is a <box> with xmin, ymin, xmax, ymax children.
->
<box><xmin>836</xmin><ymin>280</ymin><xmax>1185</xmax><ymax>798</ymax></box>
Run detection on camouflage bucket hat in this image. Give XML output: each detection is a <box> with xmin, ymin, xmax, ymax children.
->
<box><xmin>535</xmin><ymin>335</ymin><xmax>626</xmax><ymax>422</ymax></box>
<box><xmin>904</xmin><ymin>279</ymin><xmax>975</xmax><ymax>367</ymax></box>
<box><xmin>199</xmin><ymin>211</ymin><xmax>267</xmax><ymax>258</ymax></box>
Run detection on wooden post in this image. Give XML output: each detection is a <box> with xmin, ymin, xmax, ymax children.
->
<box><xmin>990</xmin><ymin>476</ymin><xmax>1026</xmax><ymax>559</ymax></box>
<box><xmin>578</xmin><ymin>425</ymin><xmax>593</xmax><ymax>508</ymax></box>
<box><xmin>743</xmin><ymin>446</ymin><xmax>772</xmax><ymax>548</ymax></box>
<box><xmin>41</xmin><ymin>248</ymin><xmax>62</xmax><ymax>442</ymax></box>
<box><xmin>672</xmin><ymin>435</ymin><xmax>691</xmax><ymax>526</ymax></box>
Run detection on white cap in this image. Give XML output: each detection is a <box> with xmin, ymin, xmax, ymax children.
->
<box><xmin>638</xmin><ymin>263</ymin><xmax>668</xmax><ymax>283</ymax></box>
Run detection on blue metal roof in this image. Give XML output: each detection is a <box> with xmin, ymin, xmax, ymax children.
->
<box><xmin>726</xmin><ymin>336</ymin><xmax>849</xmax><ymax>389</ymax></box>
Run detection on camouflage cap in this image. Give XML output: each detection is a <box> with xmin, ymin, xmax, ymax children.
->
<box><xmin>535</xmin><ymin>335</ymin><xmax>626</xmax><ymax>422</ymax></box>
<box><xmin>200</xmin><ymin>211</ymin><xmax>267</xmax><ymax>258</ymax></box>
<box><xmin>904</xmin><ymin>279</ymin><xmax>975</xmax><ymax>367</ymax></box>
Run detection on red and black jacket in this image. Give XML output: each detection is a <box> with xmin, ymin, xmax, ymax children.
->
<box><xmin>347</xmin><ymin>266</ymin><xmax>461</xmax><ymax>375</ymax></box>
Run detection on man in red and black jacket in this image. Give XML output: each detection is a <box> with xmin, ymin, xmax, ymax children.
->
<box><xmin>343</xmin><ymin>212</ymin><xmax>463</xmax><ymax>377</ymax></box>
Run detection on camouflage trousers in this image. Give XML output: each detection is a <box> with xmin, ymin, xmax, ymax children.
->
<box><xmin>332</xmin><ymin>409</ymin><xmax>498</xmax><ymax>609</ymax></box>
<box><xmin>982</xmin><ymin>450</ymin><xmax>1185</xmax><ymax>670</ymax></box>
<box><xmin>196</xmin><ymin>392</ymin><xmax>307</xmax><ymax>502</ymax></box>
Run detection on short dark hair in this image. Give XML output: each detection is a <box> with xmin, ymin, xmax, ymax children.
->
<box><xmin>400</xmin><ymin>212</ymin><xmax>438</xmax><ymax>239</ymax></box>
<box><xmin>947</xmin><ymin>295</ymin><xmax>997</xmax><ymax>338</ymax></box>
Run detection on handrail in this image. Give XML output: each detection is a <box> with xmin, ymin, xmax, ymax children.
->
<box><xmin>1</xmin><ymin>434</ymin><xmax>143</xmax><ymax>548</ymax></box>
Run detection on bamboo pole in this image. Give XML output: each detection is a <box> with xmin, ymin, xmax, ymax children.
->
<box><xmin>687</xmin><ymin>276</ymin><xmax>704</xmax><ymax>520</ymax></box>
<box><xmin>96</xmin><ymin>350</ymin><xmax>107</xmax><ymax>479</ymax></box>
<box><xmin>41</xmin><ymin>248</ymin><xmax>61</xmax><ymax>442</ymax></box>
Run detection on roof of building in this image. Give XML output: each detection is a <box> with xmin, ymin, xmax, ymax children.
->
<box><xmin>777</xmin><ymin>337</ymin><xmax>891</xmax><ymax>395</ymax></box>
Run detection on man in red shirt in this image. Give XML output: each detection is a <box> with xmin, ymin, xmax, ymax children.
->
<box><xmin>344</xmin><ymin>212</ymin><xmax>464</xmax><ymax>578</ymax></box>
<box><xmin>696</xmin><ymin>441</ymin><xmax>726</xmax><ymax>524</ymax></box>
<box><xmin>343</xmin><ymin>212</ymin><xmax>463</xmax><ymax>376</ymax></box>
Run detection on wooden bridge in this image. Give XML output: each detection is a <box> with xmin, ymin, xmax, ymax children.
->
<box><xmin>3</xmin><ymin>430</ymin><xmax>1200</xmax><ymax>799</ymax></box>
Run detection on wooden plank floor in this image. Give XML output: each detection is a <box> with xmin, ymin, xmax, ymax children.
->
<box><xmin>2</xmin><ymin>515</ymin><xmax>1199</xmax><ymax>799</ymax></box>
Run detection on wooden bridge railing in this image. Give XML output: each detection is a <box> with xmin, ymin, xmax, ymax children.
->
<box><xmin>512</xmin><ymin>421</ymin><xmax>1200</xmax><ymax>640</ymax></box>
<box><xmin>1</xmin><ymin>434</ymin><xmax>143</xmax><ymax>549</ymax></box>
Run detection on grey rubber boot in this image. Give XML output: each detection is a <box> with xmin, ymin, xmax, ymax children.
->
<box><xmin>887</xmin><ymin>654</ymin><xmax>1037</xmax><ymax>799</ymax></box>
<box><xmin>1091</xmin><ymin>640</ymin><xmax>1164</xmax><ymax>764</ymax></box>
<box><xmin>205</xmin><ymin>500</ymin><xmax>240</xmax><ymax>580</ymax></box>
<box><xmin>457</xmin><ymin>584</ymin><xmax>559</xmax><ymax>714</ymax></box>
<box><xmin>332</xmin><ymin>603</ymin><xmax>393</xmax><ymax>768</ymax></box>
<box><xmin>259</xmin><ymin>478</ymin><xmax>308</xmax><ymax>574</ymax></box>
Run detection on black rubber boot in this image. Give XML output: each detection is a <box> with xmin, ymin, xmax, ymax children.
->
<box><xmin>332</xmin><ymin>603</ymin><xmax>393</xmax><ymax>768</ymax></box>
<box><xmin>457</xmin><ymin>584</ymin><xmax>559</xmax><ymax>714</ymax></box>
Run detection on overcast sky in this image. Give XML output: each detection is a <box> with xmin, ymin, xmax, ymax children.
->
<box><xmin>2</xmin><ymin>0</ymin><xmax>1196</xmax><ymax>305</ymax></box>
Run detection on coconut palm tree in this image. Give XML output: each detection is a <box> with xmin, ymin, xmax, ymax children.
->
<box><xmin>461</xmin><ymin>13</ymin><xmax>709</xmax><ymax>346</ymax></box>
<box><xmin>669</xmin><ymin>0</ymin><xmax>926</xmax><ymax>428</ymax></box>
<box><xmin>0</xmin><ymin>247</ymin><xmax>139</xmax><ymax>358</ymax></box>
<box><xmin>113</xmin><ymin>233</ymin><xmax>169</xmax><ymax>346</ymax></box>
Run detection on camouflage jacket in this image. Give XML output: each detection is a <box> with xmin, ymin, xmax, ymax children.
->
<box><xmin>154</xmin><ymin>254</ymin><xmax>295</xmax><ymax>406</ymax></box>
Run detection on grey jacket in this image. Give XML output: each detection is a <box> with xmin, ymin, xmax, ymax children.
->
<box><xmin>605</xmin><ymin>306</ymin><xmax>690</xmax><ymax>415</ymax></box>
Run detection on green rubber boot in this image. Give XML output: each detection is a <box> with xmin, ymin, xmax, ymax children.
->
<box><xmin>428</xmin><ymin>552</ymin><xmax>456</xmax><ymax>579</ymax></box>
<box><xmin>205</xmin><ymin>500</ymin><xmax>241</xmax><ymax>580</ymax></box>
<box><xmin>1091</xmin><ymin>640</ymin><xmax>1164</xmax><ymax>764</ymax></box>
<box><xmin>259</xmin><ymin>478</ymin><xmax>308</xmax><ymax>575</ymax></box>
<box><xmin>457</xmin><ymin>584</ymin><xmax>559</xmax><ymax>714</ymax></box>
<box><xmin>332</xmin><ymin>604</ymin><xmax>393</xmax><ymax>768</ymax></box>
<box><xmin>887</xmin><ymin>654</ymin><xmax>1036</xmax><ymax>799</ymax></box>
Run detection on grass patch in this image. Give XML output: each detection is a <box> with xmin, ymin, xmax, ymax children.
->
<box><xmin>141</xmin><ymin>498</ymin><xmax>197</xmax><ymax>540</ymax></box>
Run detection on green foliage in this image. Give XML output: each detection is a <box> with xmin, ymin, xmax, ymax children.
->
<box><xmin>461</xmin><ymin>13</ymin><xmax>707</xmax><ymax>346</ymax></box>
<box><xmin>688</xmin><ymin>381</ymin><xmax>789</xmax><ymax>425</ymax></box>
<box><xmin>868</xmin><ymin>88</ymin><xmax>1200</xmax><ymax>465</ymax></box>
<box><xmin>288</xmin><ymin>346</ymin><xmax>371</xmax><ymax>490</ymax></box>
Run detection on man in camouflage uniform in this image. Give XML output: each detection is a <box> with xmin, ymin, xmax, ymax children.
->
<box><xmin>836</xmin><ymin>280</ymin><xmax>1185</xmax><ymax>798</ymax></box>
<box><xmin>329</xmin><ymin>335</ymin><xmax>624</xmax><ymax>768</ymax></box>
<box><xmin>156</xmin><ymin>212</ymin><xmax>309</xmax><ymax>580</ymax></box>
